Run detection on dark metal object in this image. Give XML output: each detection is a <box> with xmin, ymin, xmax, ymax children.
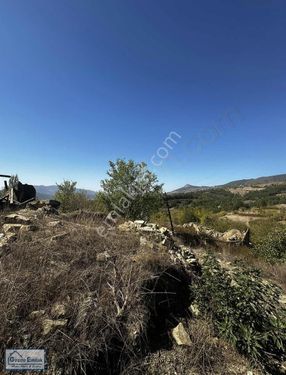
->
<box><xmin>163</xmin><ymin>193</ymin><xmax>174</xmax><ymax>235</ymax></box>
<box><xmin>0</xmin><ymin>175</ymin><xmax>36</xmax><ymax>209</ymax></box>
<box><xmin>14</xmin><ymin>181</ymin><xmax>36</xmax><ymax>203</ymax></box>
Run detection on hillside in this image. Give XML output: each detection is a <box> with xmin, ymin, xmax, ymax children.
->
<box><xmin>170</xmin><ymin>184</ymin><xmax>211</xmax><ymax>194</ymax></box>
<box><xmin>0</xmin><ymin>205</ymin><xmax>285</xmax><ymax>374</ymax></box>
<box><xmin>170</xmin><ymin>173</ymin><xmax>286</xmax><ymax>194</ymax></box>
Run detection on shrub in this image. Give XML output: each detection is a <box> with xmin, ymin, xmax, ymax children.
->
<box><xmin>255</xmin><ymin>228</ymin><xmax>286</xmax><ymax>263</ymax></box>
<box><xmin>194</xmin><ymin>255</ymin><xmax>286</xmax><ymax>372</ymax></box>
<box><xmin>204</xmin><ymin>216</ymin><xmax>248</xmax><ymax>233</ymax></box>
<box><xmin>55</xmin><ymin>180</ymin><xmax>92</xmax><ymax>212</ymax></box>
<box><xmin>100</xmin><ymin>159</ymin><xmax>163</xmax><ymax>220</ymax></box>
<box><xmin>249</xmin><ymin>218</ymin><xmax>283</xmax><ymax>245</ymax></box>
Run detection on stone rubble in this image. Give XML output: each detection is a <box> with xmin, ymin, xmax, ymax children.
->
<box><xmin>0</xmin><ymin>200</ymin><xmax>60</xmax><ymax>255</ymax></box>
<box><xmin>182</xmin><ymin>222</ymin><xmax>249</xmax><ymax>244</ymax></box>
<box><xmin>118</xmin><ymin>220</ymin><xmax>200</xmax><ymax>271</ymax></box>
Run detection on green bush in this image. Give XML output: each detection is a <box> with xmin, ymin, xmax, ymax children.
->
<box><xmin>249</xmin><ymin>218</ymin><xmax>282</xmax><ymax>245</ymax></box>
<box><xmin>100</xmin><ymin>159</ymin><xmax>163</xmax><ymax>220</ymax></box>
<box><xmin>255</xmin><ymin>228</ymin><xmax>286</xmax><ymax>263</ymax></box>
<box><xmin>194</xmin><ymin>255</ymin><xmax>286</xmax><ymax>372</ymax></box>
<box><xmin>204</xmin><ymin>216</ymin><xmax>248</xmax><ymax>233</ymax></box>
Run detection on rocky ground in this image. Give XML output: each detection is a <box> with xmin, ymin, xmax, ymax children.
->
<box><xmin>0</xmin><ymin>204</ymin><xmax>283</xmax><ymax>374</ymax></box>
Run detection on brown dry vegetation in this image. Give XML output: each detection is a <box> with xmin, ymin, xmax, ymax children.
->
<box><xmin>0</xmin><ymin>212</ymin><xmax>260</xmax><ymax>375</ymax></box>
<box><xmin>127</xmin><ymin>318</ymin><xmax>259</xmax><ymax>375</ymax></box>
<box><xmin>0</xmin><ymin>214</ymin><xmax>169</xmax><ymax>374</ymax></box>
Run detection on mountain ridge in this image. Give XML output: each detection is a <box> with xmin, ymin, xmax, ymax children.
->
<box><xmin>35</xmin><ymin>185</ymin><xmax>96</xmax><ymax>200</ymax></box>
<box><xmin>169</xmin><ymin>173</ymin><xmax>286</xmax><ymax>194</ymax></box>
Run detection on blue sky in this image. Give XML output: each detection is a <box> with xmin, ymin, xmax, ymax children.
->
<box><xmin>0</xmin><ymin>0</ymin><xmax>285</xmax><ymax>191</ymax></box>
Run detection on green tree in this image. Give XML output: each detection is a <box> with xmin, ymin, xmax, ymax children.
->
<box><xmin>54</xmin><ymin>180</ymin><xmax>78</xmax><ymax>212</ymax></box>
<box><xmin>100</xmin><ymin>159</ymin><xmax>163</xmax><ymax>220</ymax></box>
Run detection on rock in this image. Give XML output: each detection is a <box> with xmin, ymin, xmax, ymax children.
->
<box><xmin>42</xmin><ymin>319</ymin><xmax>68</xmax><ymax>335</ymax></box>
<box><xmin>280</xmin><ymin>362</ymin><xmax>286</xmax><ymax>374</ymax></box>
<box><xmin>51</xmin><ymin>232</ymin><xmax>69</xmax><ymax>241</ymax></box>
<box><xmin>47</xmin><ymin>221</ymin><xmax>62</xmax><ymax>228</ymax></box>
<box><xmin>118</xmin><ymin>221</ymin><xmax>136</xmax><ymax>231</ymax></box>
<box><xmin>221</xmin><ymin>229</ymin><xmax>243</xmax><ymax>242</ymax></box>
<box><xmin>189</xmin><ymin>304</ymin><xmax>200</xmax><ymax>317</ymax></box>
<box><xmin>51</xmin><ymin>303</ymin><xmax>66</xmax><ymax>318</ymax></box>
<box><xmin>29</xmin><ymin>310</ymin><xmax>45</xmax><ymax>319</ymax></box>
<box><xmin>96</xmin><ymin>251</ymin><xmax>111</xmax><ymax>262</ymax></box>
<box><xmin>161</xmin><ymin>236</ymin><xmax>173</xmax><ymax>248</ymax></box>
<box><xmin>5</xmin><ymin>232</ymin><xmax>17</xmax><ymax>242</ymax></box>
<box><xmin>134</xmin><ymin>220</ymin><xmax>145</xmax><ymax>227</ymax></box>
<box><xmin>140</xmin><ymin>236</ymin><xmax>148</xmax><ymax>246</ymax></box>
<box><xmin>2</xmin><ymin>224</ymin><xmax>22</xmax><ymax>234</ymax></box>
<box><xmin>20</xmin><ymin>224</ymin><xmax>38</xmax><ymax>233</ymax></box>
<box><xmin>159</xmin><ymin>227</ymin><xmax>170</xmax><ymax>235</ymax></box>
<box><xmin>140</xmin><ymin>226</ymin><xmax>156</xmax><ymax>233</ymax></box>
<box><xmin>4</xmin><ymin>213</ymin><xmax>31</xmax><ymax>225</ymax></box>
<box><xmin>146</xmin><ymin>223</ymin><xmax>158</xmax><ymax>230</ymax></box>
<box><xmin>279</xmin><ymin>295</ymin><xmax>286</xmax><ymax>305</ymax></box>
<box><xmin>49</xmin><ymin>200</ymin><xmax>61</xmax><ymax>209</ymax></box>
<box><xmin>171</xmin><ymin>323</ymin><xmax>192</xmax><ymax>346</ymax></box>
<box><xmin>2</xmin><ymin>223</ymin><xmax>37</xmax><ymax>234</ymax></box>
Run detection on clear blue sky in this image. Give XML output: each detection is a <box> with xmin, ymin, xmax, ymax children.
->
<box><xmin>0</xmin><ymin>0</ymin><xmax>285</xmax><ymax>191</ymax></box>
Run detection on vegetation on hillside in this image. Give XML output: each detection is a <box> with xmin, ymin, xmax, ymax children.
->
<box><xmin>168</xmin><ymin>183</ymin><xmax>286</xmax><ymax>211</ymax></box>
<box><xmin>54</xmin><ymin>180</ymin><xmax>91</xmax><ymax>212</ymax></box>
<box><xmin>195</xmin><ymin>255</ymin><xmax>286</xmax><ymax>373</ymax></box>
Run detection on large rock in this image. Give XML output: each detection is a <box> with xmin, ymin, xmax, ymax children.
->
<box><xmin>145</xmin><ymin>223</ymin><xmax>158</xmax><ymax>230</ymax></box>
<box><xmin>118</xmin><ymin>221</ymin><xmax>137</xmax><ymax>231</ymax></box>
<box><xmin>140</xmin><ymin>226</ymin><xmax>156</xmax><ymax>233</ymax></box>
<box><xmin>171</xmin><ymin>323</ymin><xmax>192</xmax><ymax>346</ymax></box>
<box><xmin>221</xmin><ymin>229</ymin><xmax>244</xmax><ymax>242</ymax></box>
<box><xmin>134</xmin><ymin>220</ymin><xmax>145</xmax><ymax>228</ymax></box>
<box><xmin>2</xmin><ymin>224</ymin><xmax>22</xmax><ymax>234</ymax></box>
<box><xmin>2</xmin><ymin>223</ymin><xmax>37</xmax><ymax>234</ymax></box>
<box><xmin>4</xmin><ymin>213</ymin><xmax>31</xmax><ymax>225</ymax></box>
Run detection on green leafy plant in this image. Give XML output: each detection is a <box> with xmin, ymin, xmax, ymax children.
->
<box><xmin>100</xmin><ymin>159</ymin><xmax>163</xmax><ymax>220</ymax></box>
<box><xmin>194</xmin><ymin>255</ymin><xmax>286</xmax><ymax>372</ymax></box>
<box><xmin>255</xmin><ymin>228</ymin><xmax>286</xmax><ymax>263</ymax></box>
<box><xmin>55</xmin><ymin>180</ymin><xmax>91</xmax><ymax>212</ymax></box>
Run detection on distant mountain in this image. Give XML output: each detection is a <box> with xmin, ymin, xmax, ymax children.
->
<box><xmin>35</xmin><ymin>185</ymin><xmax>96</xmax><ymax>200</ymax></box>
<box><xmin>222</xmin><ymin>174</ymin><xmax>286</xmax><ymax>188</ymax></box>
<box><xmin>170</xmin><ymin>184</ymin><xmax>211</xmax><ymax>194</ymax></box>
<box><xmin>169</xmin><ymin>174</ymin><xmax>286</xmax><ymax>194</ymax></box>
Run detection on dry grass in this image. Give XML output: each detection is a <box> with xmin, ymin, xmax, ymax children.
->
<box><xmin>0</xmin><ymin>214</ymin><xmax>176</xmax><ymax>374</ymax></box>
<box><xmin>125</xmin><ymin>318</ymin><xmax>259</xmax><ymax>375</ymax></box>
<box><xmin>0</xmin><ymin>210</ymin><xmax>270</xmax><ymax>374</ymax></box>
